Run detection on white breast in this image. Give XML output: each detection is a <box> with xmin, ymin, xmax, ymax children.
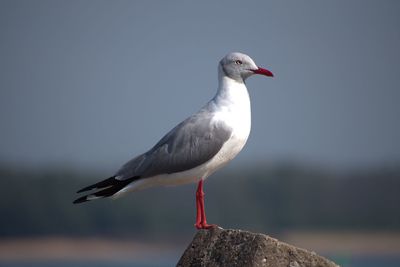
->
<box><xmin>205</xmin><ymin>77</ymin><xmax>252</xmax><ymax>175</ymax></box>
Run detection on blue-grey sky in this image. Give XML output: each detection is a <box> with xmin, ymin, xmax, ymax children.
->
<box><xmin>1</xmin><ymin>0</ymin><xmax>399</xmax><ymax>171</ymax></box>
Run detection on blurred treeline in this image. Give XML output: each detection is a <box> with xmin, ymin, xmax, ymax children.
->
<box><xmin>0</xmin><ymin>163</ymin><xmax>399</xmax><ymax>239</ymax></box>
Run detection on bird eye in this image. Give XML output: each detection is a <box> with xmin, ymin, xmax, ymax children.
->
<box><xmin>234</xmin><ymin>60</ymin><xmax>242</xmax><ymax>65</ymax></box>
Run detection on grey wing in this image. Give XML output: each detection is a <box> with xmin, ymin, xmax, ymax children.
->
<box><xmin>115</xmin><ymin>112</ymin><xmax>232</xmax><ymax>179</ymax></box>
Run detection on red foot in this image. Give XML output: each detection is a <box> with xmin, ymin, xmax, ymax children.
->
<box><xmin>195</xmin><ymin>222</ymin><xmax>218</xmax><ymax>230</ymax></box>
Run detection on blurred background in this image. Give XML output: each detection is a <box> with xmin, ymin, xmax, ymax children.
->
<box><xmin>1</xmin><ymin>0</ymin><xmax>399</xmax><ymax>266</ymax></box>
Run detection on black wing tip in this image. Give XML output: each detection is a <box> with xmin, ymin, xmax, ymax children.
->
<box><xmin>76</xmin><ymin>187</ymin><xmax>91</xmax><ymax>194</ymax></box>
<box><xmin>73</xmin><ymin>176</ymin><xmax>139</xmax><ymax>204</ymax></box>
<box><xmin>75</xmin><ymin>176</ymin><xmax>117</xmax><ymax>194</ymax></box>
<box><xmin>73</xmin><ymin>196</ymin><xmax>89</xmax><ymax>204</ymax></box>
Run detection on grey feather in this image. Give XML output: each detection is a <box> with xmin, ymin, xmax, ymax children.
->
<box><xmin>115</xmin><ymin>108</ymin><xmax>232</xmax><ymax>180</ymax></box>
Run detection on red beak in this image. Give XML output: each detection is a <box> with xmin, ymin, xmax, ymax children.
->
<box><xmin>252</xmin><ymin>67</ymin><xmax>274</xmax><ymax>77</ymax></box>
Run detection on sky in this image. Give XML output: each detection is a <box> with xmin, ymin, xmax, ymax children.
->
<box><xmin>0</xmin><ymin>0</ymin><xmax>399</xmax><ymax>171</ymax></box>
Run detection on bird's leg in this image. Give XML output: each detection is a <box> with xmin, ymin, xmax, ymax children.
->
<box><xmin>194</xmin><ymin>179</ymin><xmax>216</xmax><ymax>229</ymax></box>
<box><xmin>195</xmin><ymin>183</ymin><xmax>202</xmax><ymax>227</ymax></box>
<box><xmin>195</xmin><ymin>180</ymin><xmax>206</xmax><ymax>229</ymax></box>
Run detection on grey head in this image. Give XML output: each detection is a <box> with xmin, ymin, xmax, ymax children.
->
<box><xmin>219</xmin><ymin>52</ymin><xmax>274</xmax><ymax>83</ymax></box>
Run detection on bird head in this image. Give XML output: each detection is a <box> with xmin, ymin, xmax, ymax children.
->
<box><xmin>219</xmin><ymin>52</ymin><xmax>273</xmax><ymax>82</ymax></box>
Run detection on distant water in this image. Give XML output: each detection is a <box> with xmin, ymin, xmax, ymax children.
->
<box><xmin>332</xmin><ymin>255</ymin><xmax>400</xmax><ymax>267</ymax></box>
<box><xmin>0</xmin><ymin>260</ymin><xmax>175</xmax><ymax>267</ymax></box>
<box><xmin>1</xmin><ymin>255</ymin><xmax>400</xmax><ymax>267</ymax></box>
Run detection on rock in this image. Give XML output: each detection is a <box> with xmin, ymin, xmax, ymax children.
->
<box><xmin>177</xmin><ymin>227</ymin><xmax>339</xmax><ymax>267</ymax></box>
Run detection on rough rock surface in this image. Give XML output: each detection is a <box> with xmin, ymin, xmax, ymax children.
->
<box><xmin>177</xmin><ymin>227</ymin><xmax>339</xmax><ymax>267</ymax></box>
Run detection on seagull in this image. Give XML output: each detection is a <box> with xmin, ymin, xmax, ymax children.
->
<box><xmin>74</xmin><ymin>52</ymin><xmax>273</xmax><ymax>229</ymax></box>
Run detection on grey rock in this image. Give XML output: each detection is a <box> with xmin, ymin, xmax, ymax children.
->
<box><xmin>177</xmin><ymin>227</ymin><xmax>339</xmax><ymax>267</ymax></box>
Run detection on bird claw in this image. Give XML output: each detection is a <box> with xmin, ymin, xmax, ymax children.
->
<box><xmin>195</xmin><ymin>222</ymin><xmax>218</xmax><ymax>230</ymax></box>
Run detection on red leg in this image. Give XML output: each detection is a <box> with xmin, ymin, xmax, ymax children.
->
<box><xmin>195</xmin><ymin>184</ymin><xmax>202</xmax><ymax>227</ymax></box>
<box><xmin>194</xmin><ymin>179</ymin><xmax>216</xmax><ymax>229</ymax></box>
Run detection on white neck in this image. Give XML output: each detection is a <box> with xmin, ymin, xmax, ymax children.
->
<box><xmin>206</xmin><ymin>70</ymin><xmax>252</xmax><ymax>140</ymax></box>
<box><xmin>213</xmin><ymin>72</ymin><xmax>250</xmax><ymax>111</ymax></box>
